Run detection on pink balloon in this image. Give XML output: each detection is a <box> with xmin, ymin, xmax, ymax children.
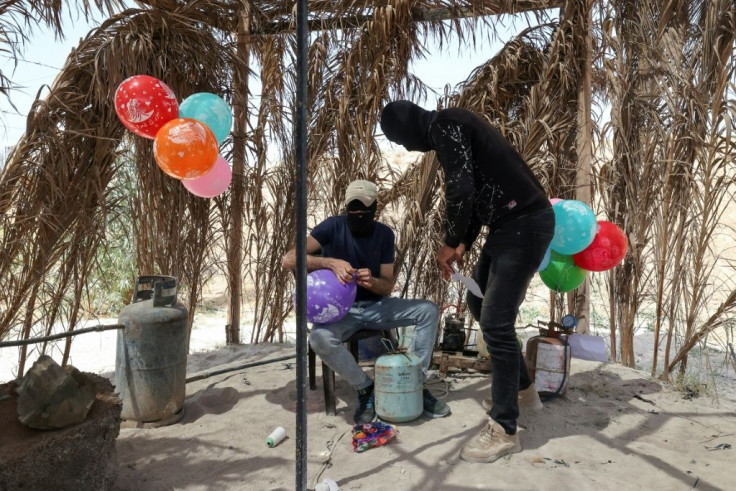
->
<box><xmin>549</xmin><ymin>198</ymin><xmax>563</xmax><ymax>205</ymax></box>
<box><xmin>182</xmin><ymin>155</ymin><xmax>232</xmax><ymax>198</ymax></box>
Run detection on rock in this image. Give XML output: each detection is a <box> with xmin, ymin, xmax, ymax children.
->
<box><xmin>0</xmin><ymin>375</ymin><xmax>121</xmax><ymax>490</ymax></box>
<box><xmin>16</xmin><ymin>355</ymin><xmax>96</xmax><ymax>430</ymax></box>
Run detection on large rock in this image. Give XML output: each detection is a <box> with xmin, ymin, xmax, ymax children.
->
<box><xmin>0</xmin><ymin>373</ymin><xmax>121</xmax><ymax>490</ymax></box>
<box><xmin>17</xmin><ymin>355</ymin><xmax>96</xmax><ymax>430</ymax></box>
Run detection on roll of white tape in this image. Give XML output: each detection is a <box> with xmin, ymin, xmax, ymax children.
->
<box><xmin>266</xmin><ymin>426</ymin><xmax>286</xmax><ymax>447</ymax></box>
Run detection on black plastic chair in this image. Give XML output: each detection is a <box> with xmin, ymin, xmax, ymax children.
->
<box><xmin>308</xmin><ymin>329</ymin><xmax>394</xmax><ymax>415</ymax></box>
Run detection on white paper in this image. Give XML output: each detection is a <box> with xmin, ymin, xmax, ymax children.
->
<box><xmin>450</xmin><ymin>272</ymin><xmax>484</xmax><ymax>298</ymax></box>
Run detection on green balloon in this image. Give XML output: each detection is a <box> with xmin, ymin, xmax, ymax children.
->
<box><xmin>539</xmin><ymin>251</ymin><xmax>587</xmax><ymax>292</ymax></box>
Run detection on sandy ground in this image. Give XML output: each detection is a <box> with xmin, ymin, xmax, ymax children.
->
<box><xmin>109</xmin><ymin>345</ymin><xmax>736</xmax><ymax>491</ymax></box>
<box><xmin>2</xmin><ymin>310</ymin><xmax>735</xmax><ymax>490</ymax></box>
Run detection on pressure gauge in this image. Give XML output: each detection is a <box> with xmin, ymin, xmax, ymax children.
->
<box><xmin>561</xmin><ymin>314</ymin><xmax>577</xmax><ymax>329</ymax></box>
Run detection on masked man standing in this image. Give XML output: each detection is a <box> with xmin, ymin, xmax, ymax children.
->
<box><xmin>381</xmin><ymin>101</ymin><xmax>554</xmax><ymax>463</ymax></box>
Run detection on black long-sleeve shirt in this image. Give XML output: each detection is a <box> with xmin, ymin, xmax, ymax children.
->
<box><xmin>428</xmin><ymin>108</ymin><xmax>549</xmax><ymax>248</ymax></box>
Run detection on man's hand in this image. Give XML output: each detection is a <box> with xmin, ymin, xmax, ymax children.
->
<box><xmin>437</xmin><ymin>244</ymin><xmax>466</xmax><ymax>279</ymax></box>
<box><xmin>355</xmin><ymin>268</ymin><xmax>374</xmax><ymax>289</ymax></box>
<box><xmin>329</xmin><ymin>258</ymin><xmax>356</xmax><ymax>285</ymax></box>
<box><xmin>455</xmin><ymin>243</ymin><xmax>466</xmax><ymax>269</ymax></box>
<box><xmin>355</xmin><ymin>266</ymin><xmax>394</xmax><ymax>296</ymax></box>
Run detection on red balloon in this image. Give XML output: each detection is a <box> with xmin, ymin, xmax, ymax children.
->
<box><xmin>573</xmin><ymin>221</ymin><xmax>627</xmax><ymax>271</ymax></box>
<box><xmin>115</xmin><ymin>75</ymin><xmax>179</xmax><ymax>139</ymax></box>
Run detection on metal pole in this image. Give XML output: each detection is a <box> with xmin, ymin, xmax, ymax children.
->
<box><xmin>295</xmin><ymin>0</ymin><xmax>309</xmax><ymax>489</ymax></box>
<box><xmin>0</xmin><ymin>324</ymin><xmax>124</xmax><ymax>348</ymax></box>
<box><xmin>185</xmin><ymin>354</ymin><xmax>297</xmax><ymax>384</ymax></box>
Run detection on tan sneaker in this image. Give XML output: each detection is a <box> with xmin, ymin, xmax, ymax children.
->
<box><xmin>481</xmin><ymin>384</ymin><xmax>544</xmax><ymax>412</ymax></box>
<box><xmin>460</xmin><ymin>419</ymin><xmax>521</xmax><ymax>463</ymax></box>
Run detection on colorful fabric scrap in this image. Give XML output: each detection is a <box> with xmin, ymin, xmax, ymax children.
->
<box><xmin>351</xmin><ymin>421</ymin><xmax>398</xmax><ymax>452</ymax></box>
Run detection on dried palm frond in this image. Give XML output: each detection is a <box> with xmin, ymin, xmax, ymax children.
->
<box><xmin>0</xmin><ymin>4</ymin><xmax>240</xmax><ymax>373</ymax></box>
<box><xmin>3</xmin><ymin>0</ymin><xmax>733</xmax><ymax>394</ymax></box>
<box><xmin>244</xmin><ymin>1</ymin><xmax>563</xmax><ymax>339</ymax></box>
<box><xmin>601</xmin><ymin>0</ymin><xmax>736</xmax><ymax>373</ymax></box>
<box><xmin>0</xmin><ymin>0</ymin><xmax>122</xmax><ymax>105</ymax></box>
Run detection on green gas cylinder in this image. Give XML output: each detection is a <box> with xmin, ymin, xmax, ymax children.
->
<box><xmin>115</xmin><ymin>276</ymin><xmax>189</xmax><ymax>426</ymax></box>
<box><xmin>374</xmin><ymin>350</ymin><xmax>423</xmax><ymax>423</ymax></box>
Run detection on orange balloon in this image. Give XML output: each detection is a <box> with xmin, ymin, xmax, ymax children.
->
<box><xmin>153</xmin><ymin>118</ymin><xmax>218</xmax><ymax>180</ymax></box>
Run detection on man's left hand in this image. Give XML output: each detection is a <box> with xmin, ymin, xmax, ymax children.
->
<box><xmin>355</xmin><ymin>268</ymin><xmax>374</xmax><ymax>289</ymax></box>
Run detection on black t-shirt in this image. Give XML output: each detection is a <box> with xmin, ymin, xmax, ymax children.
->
<box><xmin>429</xmin><ymin>107</ymin><xmax>549</xmax><ymax>248</ymax></box>
<box><xmin>310</xmin><ymin>215</ymin><xmax>395</xmax><ymax>302</ymax></box>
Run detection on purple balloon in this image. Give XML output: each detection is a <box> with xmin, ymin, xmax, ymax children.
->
<box><xmin>303</xmin><ymin>269</ymin><xmax>357</xmax><ymax>324</ymax></box>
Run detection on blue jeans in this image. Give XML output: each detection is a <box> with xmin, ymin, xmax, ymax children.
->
<box><xmin>309</xmin><ymin>297</ymin><xmax>440</xmax><ymax>390</ymax></box>
<box><xmin>466</xmin><ymin>207</ymin><xmax>555</xmax><ymax>434</ymax></box>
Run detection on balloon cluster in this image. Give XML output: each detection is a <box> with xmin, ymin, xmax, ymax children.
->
<box><xmin>114</xmin><ymin>75</ymin><xmax>233</xmax><ymax>198</ymax></box>
<box><xmin>537</xmin><ymin>199</ymin><xmax>627</xmax><ymax>292</ymax></box>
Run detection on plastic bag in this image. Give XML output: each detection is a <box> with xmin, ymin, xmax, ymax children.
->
<box><xmin>568</xmin><ymin>334</ymin><xmax>608</xmax><ymax>362</ymax></box>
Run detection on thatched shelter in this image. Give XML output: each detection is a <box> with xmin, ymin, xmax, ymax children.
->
<box><xmin>1</xmin><ymin>0</ymin><xmax>734</xmax><ymax>387</ymax></box>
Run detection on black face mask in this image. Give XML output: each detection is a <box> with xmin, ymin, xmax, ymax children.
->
<box><xmin>346</xmin><ymin>201</ymin><xmax>377</xmax><ymax>237</ymax></box>
<box><xmin>380</xmin><ymin>100</ymin><xmax>437</xmax><ymax>152</ymax></box>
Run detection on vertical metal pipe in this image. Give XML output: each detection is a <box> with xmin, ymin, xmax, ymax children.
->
<box><xmin>294</xmin><ymin>0</ymin><xmax>309</xmax><ymax>489</ymax></box>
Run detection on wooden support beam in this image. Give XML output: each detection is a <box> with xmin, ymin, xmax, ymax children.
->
<box><xmin>226</xmin><ymin>5</ymin><xmax>251</xmax><ymax>345</ymax></box>
<box><xmin>134</xmin><ymin>1</ymin><xmax>562</xmax><ymax>35</ymax></box>
<box><xmin>256</xmin><ymin>1</ymin><xmax>563</xmax><ymax>35</ymax></box>
<box><xmin>572</xmin><ymin>0</ymin><xmax>594</xmax><ymax>335</ymax></box>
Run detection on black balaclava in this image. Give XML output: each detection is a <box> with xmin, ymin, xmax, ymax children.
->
<box><xmin>380</xmin><ymin>100</ymin><xmax>437</xmax><ymax>152</ymax></box>
<box><xmin>346</xmin><ymin>199</ymin><xmax>377</xmax><ymax>237</ymax></box>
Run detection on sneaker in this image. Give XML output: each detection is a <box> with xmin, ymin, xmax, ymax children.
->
<box><xmin>354</xmin><ymin>383</ymin><xmax>376</xmax><ymax>424</ymax></box>
<box><xmin>422</xmin><ymin>388</ymin><xmax>451</xmax><ymax>419</ymax></box>
<box><xmin>481</xmin><ymin>384</ymin><xmax>544</xmax><ymax>412</ymax></box>
<box><xmin>460</xmin><ymin>419</ymin><xmax>521</xmax><ymax>463</ymax></box>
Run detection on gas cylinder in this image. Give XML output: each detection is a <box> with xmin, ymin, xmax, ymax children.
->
<box><xmin>441</xmin><ymin>313</ymin><xmax>466</xmax><ymax>352</ymax></box>
<box><xmin>374</xmin><ymin>350</ymin><xmax>423</xmax><ymax>423</ymax></box>
<box><xmin>524</xmin><ymin>315</ymin><xmax>575</xmax><ymax>397</ymax></box>
<box><xmin>115</xmin><ymin>275</ymin><xmax>189</xmax><ymax>426</ymax></box>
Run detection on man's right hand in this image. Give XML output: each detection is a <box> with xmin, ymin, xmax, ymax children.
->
<box><xmin>329</xmin><ymin>258</ymin><xmax>356</xmax><ymax>285</ymax></box>
<box><xmin>437</xmin><ymin>245</ymin><xmax>457</xmax><ymax>279</ymax></box>
<box><xmin>436</xmin><ymin>243</ymin><xmax>466</xmax><ymax>280</ymax></box>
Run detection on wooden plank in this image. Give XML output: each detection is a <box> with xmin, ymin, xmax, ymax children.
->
<box><xmin>433</xmin><ymin>351</ymin><xmax>492</xmax><ymax>375</ymax></box>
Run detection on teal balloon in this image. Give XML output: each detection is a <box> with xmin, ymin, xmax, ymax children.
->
<box><xmin>179</xmin><ymin>92</ymin><xmax>233</xmax><ymax>143</ymax></box>
<box><xmin>539</xmin><ymin>251</ymin><xmax>587</xmax><ymax>292</ymax></box>
<box><xmin>550</xmin><ymin>200</ymin><xmax>597</xmax><ymax>255</ymax></box>
<box><xmin>537</xmin><ymin>246</ymin><xmax>551</xmax><ymax>272</ymax></box>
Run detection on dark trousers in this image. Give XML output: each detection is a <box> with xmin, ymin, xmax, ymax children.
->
<box><xmin>466</xmin><ymin>207</ymin><xmax>555</xmax><ymax>434</ymax></box>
